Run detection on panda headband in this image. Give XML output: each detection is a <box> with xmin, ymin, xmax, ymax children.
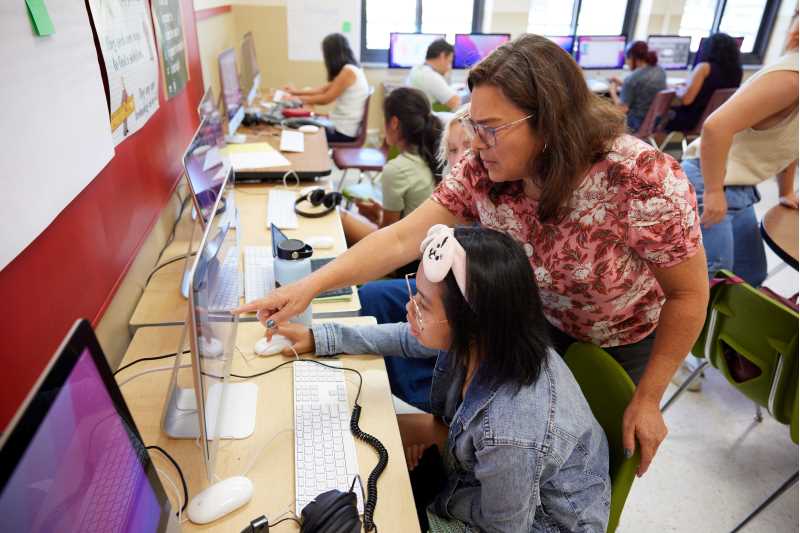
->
<box><xmin>419</xmin><ymin>225</ymin><xmax>468</xmax><ymax>301</ymax></box>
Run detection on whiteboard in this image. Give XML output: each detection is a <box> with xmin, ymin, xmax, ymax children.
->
<box><xmin>286</xmin><ymin>0</ymin><xmax>361</xmax><ymax>62</ymax></box>
<box><xmin>0</xmin><ymin>1</ymin><xmax>115</xmax><ymax>271</ymax></box>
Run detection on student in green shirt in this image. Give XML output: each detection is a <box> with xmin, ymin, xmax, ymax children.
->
<box><xmin>342</xmin><ymin>87</ymin><xmax>443</xmax><ymax>245</ymax></box>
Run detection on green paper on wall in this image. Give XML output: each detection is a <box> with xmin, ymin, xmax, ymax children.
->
<box><xmin>342</xmin><ymin>21</ymin><xmax>351</xmax><ymax>33</ymax></box>
<box><xmin>26</xmin><ymin>0</ymin><xmax>55</xmax><ymax>36</ymax></box>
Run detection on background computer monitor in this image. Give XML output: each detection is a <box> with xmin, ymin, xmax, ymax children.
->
<box><xmin>388</xmin><ymin>32</ymin><xmax>446</xmax><ymax>68</ymax></box>
<box><xmin>182</xmin><ymin>116</ymin><xmax>229</xmax><ymax>227</ymax></box>
<box><xmin>240</xmin><ymin>32</ymin><xmax>260</xmax><ymax>105</ymax></box>
<box><xmin>576</xmin><ymin>35</ymin><xmax>627</xmax><ymax>69</ymax></box>
<box><xmin>218</xmin><ymin>48</ymin><xmax>244</xmax><ymax>134</ymax></box>
<box><xmin>452</xmin><ymin>33</ymin><xmax>510</xmax><ymax>69</ymax></box>
<box><xmin>692</xmin><ymin>35</ymin><xmax>744</xmax><ymax>68</ymax></box>
<box><xmin>197</xmin><ymin>86</ymin><xmax>216</xmax><ymax>118</ymax></box>
<box><xmin>546</xmin><ymin>35</ymin><xmax>575</xmax><ymax>55</ymax></box>
<box><xmin>0</xmin><ymin>320</ymin><xmax>178</xmax><ymax>532</ymax></box>
<box><xmin>647</xmin><ymin>35</ymin><xmax>692</xmax><ymax>70</ymax></box>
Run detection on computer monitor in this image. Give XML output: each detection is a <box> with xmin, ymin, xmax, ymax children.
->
<box><xmin>576</xmin><ymin>35</ymin><xmax>627</xmax><ymax>69</ymax></box>
<box><xmin>182</xmin><ymin>115</ymin><xmax>229</xmax><ymax>227</ymax></box>
<box><xmin>546</xmin><ymin>35</ymin><xmax>575</xmax><ymax>55</ymax></box>
<box><xmin>692</xmin><ymin>36</ymin><xmax>744</xmax><ymax>68</ymax></box>
<box><xmin>0</xmin><ymin>320</ymin><xmax>180</xmax><ymax>532</ymax></box>
<box><xmin>218</xmin><ymin>48</ymin><xmax>245</xmax><ymax>135</ymax></box>
<box><xmin>162</xmin><ymin>169</ymin><xmax>256</xmax><ymax>481</ymax></box>
<box><xmin>452</xmin><ymin>33</ymin><xmax>510</xmax><ymax>69</ymax></box>
<box><xmin>388</xmin><ymin>32</ymin><xmax>446</xmax><ymax>68</ymax></box>
<box><xmin>647</xmin><ymin>35</ymin><xmax>692</xmax><ymax>70</ymax></box>
<box><xmin>241</xmin><ymin>32</ymin><xmax>261</xmax><ymax>105</ymax></box>
<box><xmin>197</xmin><ymin>86</ymin><xmax>216</xmax><ymax>118</ymax></box>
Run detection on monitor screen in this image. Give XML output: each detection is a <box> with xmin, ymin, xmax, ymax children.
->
<box><xmin>241</xmin><ymin>32</ymin><xmax>259</xmax><ymax>102</ymax></box>
<box><xmin>692</xmin><ymin>36</ymin><xmax>744</xmax><ymax>67</ymax></box>
<box><xmin>453</xmin><ymin>33</ymin><xmax>510</xmax><ymax>69</ymax></box>
<box><xmin>183</xmin><ymin>117</ymin><xmax>230</xmax><ymax>223</ymax></box>
<box><xmin>647</xmin><ymin>35</ymin><xmax>691</xmax><ymax>70</ymax></box>
<box><xmin>388</xmin><ymin>33</ymin><xmax>446</xmax><ymax>68</ymax></box>
<box><xmin>546</xmin><ymin>35</ymin><xmax>575</xmax><ymax>55</ymax></box>
<box><xmin>0</xmin><ymin>347</ymin><xmax>168</xmax><ymax>532</ymax></box>
<box><xmin>218</xmin><ymin>48</ymin><xmax>242</xmax><ymax>118</ymax></box>
<box><xmin>197</xmin><ymin>86</ymin><xmax>216</xmax><ymax>118</ymax></box>
<box><xmin>576</xmin><ymin>35</ymin><xmax>627</xmax><ymax>69</ymax></box>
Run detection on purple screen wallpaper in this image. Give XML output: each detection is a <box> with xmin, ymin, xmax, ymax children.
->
<box><xmin>453</xmin><ymin>34</ymin><xmax>510</xmax><ymax>68</ymax></box>
<box><xmin>0</xmin><ymin>350</ymin><xmax>164</xmax><ymax>532</ymax></box>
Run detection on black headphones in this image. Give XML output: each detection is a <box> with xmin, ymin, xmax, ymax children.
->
<box><xmin>294</xmin><ymin>188</ymin><xmax>343</xmax><ymax>218</ymax></box>
<box><xmin>300</xmin><ymin>490</ymin><xmax>362</xmax><ymax>533</ymax></box>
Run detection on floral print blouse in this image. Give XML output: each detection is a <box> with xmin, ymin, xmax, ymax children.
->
<box><xmin>432</xmin><ymin>134</ymin><xmax>702</xmax><ymax>347</ymax></box>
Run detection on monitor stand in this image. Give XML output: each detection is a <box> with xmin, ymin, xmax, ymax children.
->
<box><xmin>161</xmin><ymin>313</ymin><xmax>257</xmax><ymax>440</ymax></box>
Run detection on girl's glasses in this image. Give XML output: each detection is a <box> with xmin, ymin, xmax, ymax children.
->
<box><xmin>460</xmin><ymin>113</ymin><xmax>533</xmax><ymax>148</ymax></box>
<box><xmin>405</xmin><ymin>273</ymin><xmax>447</xmax><ymax>333</ymax></box>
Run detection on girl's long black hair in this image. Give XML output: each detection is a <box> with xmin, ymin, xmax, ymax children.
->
<box><xmin>322</xmin><ymin>33</ymin><xmax>359</xmax><ymax>81</ymax></box>
<box><xmin>700</xmin><ymin>33</ymin><xmax>743</xmax><ymax>83</ymax></box>
<box><xmin>440</xmin><ymin>227</ymin><xmax>551</xmax><ymax>388</ymax></box>
<box><xmin>384</xmin><ymin>87</ymin><xmax>444</xmax><ymax>182</ymax></box>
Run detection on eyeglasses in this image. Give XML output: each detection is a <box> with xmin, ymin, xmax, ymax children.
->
<box><xmin>460</xmin><ymin>113</ymin><xmax>534</xmax><ymax>148</ymax></box>
<box><xmin>405</xmin><ymin>273</ymin><xmax>447</xmax><ymax>333</ymax></box>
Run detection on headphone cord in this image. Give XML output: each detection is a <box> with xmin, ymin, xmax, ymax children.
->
<box><xmin>349</xmin><ymin>404</ymin><xmax>388</xmax><ymax>532</ymax></box>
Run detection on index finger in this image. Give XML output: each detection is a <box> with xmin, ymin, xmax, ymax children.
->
<box><xmin>232</xmin><ymin>300</ymin><xmax>264</xmax><ymax>315</ymax></box>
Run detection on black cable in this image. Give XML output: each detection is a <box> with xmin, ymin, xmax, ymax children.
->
<box><xmin>146</xmin><ymin>445</ymin><xmax>188</xmax><ymax>515</ymax></box>
<box><xmin>113</xmin><ymin>350</ymin><xmax>190</xmax><ymax>376</ymax></box>
<box><xmin>270</xmin><ymin>516</ymin><xmax>302</xmax><ymax>527</ymax></box>
<box><xmin>146</xmin><ymin>252</ymin><xmax>197</xmax><ymax>286</ymax></box>
<box><xmin>349</xmin><ymin>404</ymin><xmax>387</xmax><ymax>532</ymax></box>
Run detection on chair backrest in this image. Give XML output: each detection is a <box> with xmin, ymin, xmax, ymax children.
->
<box><xmin>701</xmin><ymin>270</ymin><xmax>799</xmax><ymax>424</ymax></box>
<box><xmin>564</xmin><ymin>343</ymin><xmax>639</xmax><ymax>533</ymax></box>
<box><xmin>685</xmin><ymin>87</ymin><xmax>736</xmax><ymax>136</ymax></box>
<box><xmin>634</xmin><ymin>89</ymin><xmax>676</xmax><ymax>138</ymax></box>
<box><xmin>327</xmin><ymin>86</ymin><xmax>374</xmax><ymax>149</ymax></box>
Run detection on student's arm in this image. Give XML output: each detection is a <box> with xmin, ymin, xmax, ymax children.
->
<box><xmin>609</xmin><ymin>82</ymin><xmax>629</xmax><ymax>112</ymax></box>
<box><xmin>445</xmin><ymin>94</ymin><xmax>461</xmax><ymax>111</ymax></box>
<box><xmin>288</xmin><ymin>83</ymin><xmax>331</xmax><ymax>96</ymax></box>
<box><xmin>269</xmin><ymin>321</ymin><xmax>439</xmax><ymax>359</ymax></box>
<box><xmin>699</xmin><ymin>69</ymin><xmax>799</xmax><ymax>225</ymax></box>
<box><xmin>676</xmin><ymin>62</ymin><xmax>710</xmax><ymax>105</ymax></box>
<box><xmin>427</xmin><ymin>72</ymin><xmax>460</xmax><ymax>111</ymax></box>
<box><xmin>298</xmin><ymin>68</ymin><xmax>356</xmax><ymax>105</ymax></box>
<box><xmin>777</xmin><ymin>160</ymin><xmax>798</xmax><ymax>208</ymax></box>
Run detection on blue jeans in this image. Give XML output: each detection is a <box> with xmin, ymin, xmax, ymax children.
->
<box><xmin>358</xmin><ymin>279</ymin><xmax>435</xmax><ymax>412</ymax></box>
<box><xmin>682</xmin><ymin>158</ymin><xmax>767</xmax><ymax>286</ymax></box>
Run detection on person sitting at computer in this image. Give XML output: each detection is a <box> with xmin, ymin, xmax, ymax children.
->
<box><xmin>270</xmin><ymin>225</ymin><xmax>611</xmax><ymax>532</ymax></box>
<box><xmin>438</xmin><ymin>104</ymin><xmax>471</xmax><ymax>176</ymax></box>
<box><xmin>407</xmin><ymin>39</ymin><xmax>461</xmax><ymax>111</ymax></box>
<box><xmin>609</xmin><ymin>41</ymin><xmax>667</xmax><ymax>132</ymax></box>
<box><xmin>341</xmin><ymin>88</ymin><xmax>442</xmax><ymax>246</ymax></box>
<box><xmin>284</xmin><ymin>33</ymin><xmax>368</xmax><ymax>143</ymax></box>
<box><xmin>665</xmin><ymin>33</ymin><xmax>743</xmax><ymax>133</ymax></box>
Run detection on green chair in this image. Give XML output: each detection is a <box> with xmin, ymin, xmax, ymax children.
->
<box><xmin>564</xmin><ymin>343</ymin><xmax>640</xmax><ymax>533</ymax></box>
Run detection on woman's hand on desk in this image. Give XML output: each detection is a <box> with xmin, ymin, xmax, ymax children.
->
<box><xmin>233</xmin><ymin>282</ymin><xmax>317</xmax><ymax>325</ymax></box>
<box><xmin>272</xmin><ymin>323</ymin><xmax>315</xmax><ymax>356</ymax></box>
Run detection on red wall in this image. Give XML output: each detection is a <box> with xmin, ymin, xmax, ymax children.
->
<box><xmin>0</xmin><ymin>0</ymin><xmax>203</xmax><ymax>430</ymax></box>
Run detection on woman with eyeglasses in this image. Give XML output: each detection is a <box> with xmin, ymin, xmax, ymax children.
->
<box><xmin>237</xmin><ymin>34</ymin><xmax>709</xmax><ymax>478</ymax></box>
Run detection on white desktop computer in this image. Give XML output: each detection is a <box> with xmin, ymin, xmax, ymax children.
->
<box><xmin>388</xmin><ymin>32</ymin><xmax>445</xmax><ymax>68</ymax></box>
<box><xmin>647</xmin><ymin>35</ymin><xmax>692</xmax><ymax>70</ymax></box>
<box><xmin>576</xmin><ymin>35</ymin><xmax>627</xmax><ymax>70</ymax></box>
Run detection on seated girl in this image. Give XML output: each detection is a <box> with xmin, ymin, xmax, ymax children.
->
<box><xmin>273</xmin><ymin>225</ymin><xmax>610</xmax><ymax>532</ymax></box>
<box><xmin>609</xmin><ymin>41</ymin><xmax>667</xmax><ymax>132</ymax></box>
<box><xmin>285</xmin><ymin>33</ymin><xmax>369</xmax><ymax>143</ymax></box>
<box><xmin>341</xmin><ymin>88</ymin><xmax>442</xmax><ymax>246</ymax></box>
<box><xmin>438</xmin><ymin>104</ymin><xmax>471</xmax><ymax>175</ymax></box>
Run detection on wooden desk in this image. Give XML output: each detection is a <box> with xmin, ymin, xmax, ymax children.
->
<box><xmin>119</xmin><ymin>320</ymin><xmax>420</xmax><ymax>533</ymax></box>
<box><xmin>236</xmin><ymin>124</ymin><xmax>332</xmax><ymax>181</ymax></box>
<box><xmin>761</xmin><ymin>204</ymin><xmax>799</xmax><ymax>270</ymax></box>
<box><xmin>130</xmin><ymin>182</ymin><xmax>361</xmax><ymax>331</ymax></box>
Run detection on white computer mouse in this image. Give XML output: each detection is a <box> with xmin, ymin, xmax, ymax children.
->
<box><xmin>306</xmin><ymin>235</ymin><xmax>335</xmax><ymax>249</ymax></box>
<box><xmin>298</xmin><ymin>124</ymin><xmax>319</xmax><ymax>134</ymax></box>
<box><xmin>254</xmin><ymin>335</ymin><xmax>292</xmax><ymax>356</ymax></box>
<box><xmin>198</xmin><ymin>336</ymin><xmax>223</xmax><ymax>358</ymax></box>
<box><xmin>187</xmin><ymin>475</ymin><xmax>253</xmax><ymax>524</ymax></box>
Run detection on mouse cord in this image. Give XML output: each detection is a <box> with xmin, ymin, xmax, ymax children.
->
<box><xmin>282</xmin><ymin>170</ymin><xmax>301</xmax><ymax>189</ymax></box>
<box><xmin>113</xmin><ymin>350</ymin><xmax>191</xmax><ymax>376</ymax></box>
<box><xmin>241</xmin><ymin>514</ymin><xmax>301</xmax><ymax>533</ymax></box>
<box><xmin>147</xmin><ymin>445</ymin><xmax>188</xmax><ymax>515</ymax></box>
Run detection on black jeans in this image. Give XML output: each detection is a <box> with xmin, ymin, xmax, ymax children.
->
<box><xmin>548</xmin><ymin>326</ymin><xmax>656</xmax><ymax>384</ymax></box>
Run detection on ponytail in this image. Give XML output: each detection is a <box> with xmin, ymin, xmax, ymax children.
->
<box><xmin>646</xmin><ymin>50</ymin><xmax>658</xmax><ymax>66</ymax></box>
<box><xmin>383</xmin><ymin>87</ymin><xmax>444</xmax><ymax>182</ymax></box>
<box><xmin>626</xmin><ymin>41</ymin><xmax>658</xmax><ymax>66</ymax></box>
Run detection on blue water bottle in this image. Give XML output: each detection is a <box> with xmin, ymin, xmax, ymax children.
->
<box><xmin>274</xmin><ymin>238</ymin><xmax>313</xmax><ymax>326</ymax></box>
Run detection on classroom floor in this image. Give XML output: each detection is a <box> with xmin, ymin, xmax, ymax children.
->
<box><xmin>331</xmin><ymin>164</ymin><xmax>799</xmax><ymax>533</ymax></box>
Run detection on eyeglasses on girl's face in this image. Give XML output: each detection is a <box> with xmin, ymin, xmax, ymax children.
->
<box><xmin>460</xmin><ymin>113</ymin><xmax>534</xmax><ymax>148</ymax></box>
<box><xmin>405</xmin><ymin>273</ymin><xmax>448</xmax><ymax>333</ymax></box>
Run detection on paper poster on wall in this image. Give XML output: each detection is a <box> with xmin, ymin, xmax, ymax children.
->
<box><xmin>0</xmin><ymin>1</ymin><xmax>114</xmax><ymax>271</ymax></box>
<box><xmin>287</xmin><ymin>0</ymin><xmax>361</xmax><ymax>61</ymax></box>
<box><xmin>151</xmin><ymin>0</ymin><xmax>189</xmax><ymax>99</ymax></box>
<box><xmin>88</xmin><ymin>0</ymin><xmax>160</xmax><ymax>145</ymax></box>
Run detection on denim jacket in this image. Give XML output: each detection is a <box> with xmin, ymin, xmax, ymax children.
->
<box><xmin>311</xmin><ymin>322</ymin><xmax>611</xmax><ymax>533</ymax></box>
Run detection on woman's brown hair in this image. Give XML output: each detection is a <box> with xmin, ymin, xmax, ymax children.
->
<box><xmin>468</xmin><ymin>34</ymin><xmax>625</xmax><ymax>221</ymax></box>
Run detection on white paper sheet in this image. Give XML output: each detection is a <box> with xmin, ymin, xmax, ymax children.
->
<box><xmin>286</xmin><ymin>0</ymin><xmax>361</xmax><ymax>61</ymax></box>
<box><xmin>0</xmin><ymin>1</ymin><xmax>115</xmax><ymax>271</ymax></box>
<box><xmin>229</xmin><ymin>151</ymin><xmax>290</xmax><ymax>170</ymax></box>
<box><xmin>88</xmin><ymin>0</ymin><xmax>160</xmax><ymax>145</ymax></box>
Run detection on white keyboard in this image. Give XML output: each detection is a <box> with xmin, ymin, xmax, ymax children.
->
<box><xmin>293</xmin><ymin>361</ymin><xmax>361</xmax><ymax>516</ymax></box>
<box><xmin>209</xmin><ymin>248</ymin><xmax>241</xmax><ymax>312</ymax></box>
<box><xmin>267</xmin><ymin>189</ymin><xmax>298</xmax><ymax>229</ymax></box>
<box><xmin>243</xmin><ymin>246</ymin><xmax>274</xmax><ymax>303</ymax></box>
<box><xmin>280</xmin><ymin>130</ymin><xmax>305</xmax><ymax>152</ymax></box>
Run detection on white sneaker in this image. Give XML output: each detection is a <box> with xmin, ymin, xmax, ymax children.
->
<box><xmin>670</xmin><ymin>360</ymin><xmax>703</xmax><ymax>392</ymax></box>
